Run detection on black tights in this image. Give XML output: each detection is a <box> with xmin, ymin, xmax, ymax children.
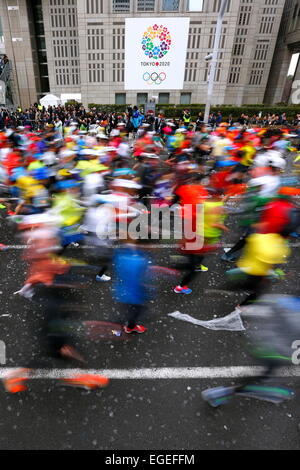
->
<box><xmin>179</xmin><ymin>254</ymin><xmax>204</xmax><ymax>287</ymax></box>
<box><xmin>239</xmin><ymin>275</ymin><xmax>266</xmax><ymax>306</ymax></box>
<box><xmin>226</xmin><ymin>228</ymin><xmax>252</xmax><ymax>258</ymax></box>
<box><xmin>123</xmin><ymin>304</ymin><xmax>145</xmax><ymax>329</ymax></box>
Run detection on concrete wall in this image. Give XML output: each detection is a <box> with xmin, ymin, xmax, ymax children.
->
<box><xmin>1</xmin><ymin>0</ymin><xmax>39</xmax><ymax>108</ymax></box>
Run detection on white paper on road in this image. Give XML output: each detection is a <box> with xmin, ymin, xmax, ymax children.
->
<box><xmin>168</xmin><ymin>310</ymin><xmax>245</xmax><ymax>331</ymax></box>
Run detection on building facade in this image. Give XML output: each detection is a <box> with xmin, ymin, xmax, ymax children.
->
<box><xmin>1</xmin><ymin>0</ymin><xmax>287</xmax><ymax>109</ymax></box>
<box><xmin>265</xmin><ymin>0</ymin><xmax>300</xmax><ymax>104</ymax></box>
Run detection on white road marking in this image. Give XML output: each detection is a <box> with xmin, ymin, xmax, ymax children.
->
<box><xmin>0</xmin><ymin>366</ymin><xmax>299</xmax><ymax>380</ymax></box>
<box><xmin>2</xmin><ymin>243</ymin><xmax>300</xmax><ymax>251</ymax></box>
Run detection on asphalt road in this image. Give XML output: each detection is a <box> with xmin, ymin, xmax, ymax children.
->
<box><xmin>0</xmin><ymin>214</ymin><xmax>300</xmax><ymax>451</ymax></box>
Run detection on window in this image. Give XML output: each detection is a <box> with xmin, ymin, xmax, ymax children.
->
<box><xmin>38</xmin><ymin>37</ymin><xmax>46</xmax><ymax>49</ymax></box>
<box><xmin>137</xmin><ymin>93</ymin><xmax>148</xmax><ymax>105</ymax></box>
<box><xmin>113</xmin><ymin>0</ymin><xmax>130</xmax><ymax>12</ymax></box>
<box><xmin>35</xmin><ymin>22</ymin><xmax>45</xmax><ymax>35</ymax></box>
<box><xmin>89</xmin><ymin>63</ymin><xmax>105</xmax><ymax>83</ymax></box>
<box><xmin>86</xmin><ymin>0</ymin><xmax>103</xmax><ymax>14</ymax></box>
<box><xmin>38</xmin><ymin>51</ymin><xmax>47</xmax><ymax>63</ymax></box>
<box><xmin>40</xmin><ymin>76</ymin><xmax>50</xmax><ymax>93</ymax></box>
<box><xmin>158</xmin><ymin>93</ymin><xmax>170</xmax><ymax>104</ymax></box>
<box><xmin>188</xmin><ymin>27</ymin><xmax>201</xmax><ymax>49</ymax></box>
<box><xmin>228</xmin><ymin>58</ymin><xmax>242</xmax><ymax>85</ymax></box>
<box><xmin>112</xmin><ymin>28</ymin><xmax>125</xmax><ymax>49</ymax></box>
<box><xmin>188</xmin><ymin>0</ymin><xmax>203</xmax><ymax>11</ymax></box>
<box><xmin>115</xmin><ymin>93</ymin><xmax>126</xmax><ymax>104</ymax></box>
<box><xmin>233</xmin><ymin>37</ymin><xmax>246</xmax><ymax>56</ymax></box>
<box><xmin>180</xmin><ymin>93</ymin><xmax>191</xmax><ymax>105</ymax></box>
<box><xmin>259</xmin><ymin>16</ymin><xmax>275</xmax><ymax>34</ymax></box>
<box><xmin>162</xmin><ymin>0</ymin><xmax>179</xmax><ymax>11</ymax></box>
<box><xmin>137</xmin><ymin>0</ymin><xmax>155</xmax><ymax>10</ymax></box>
<box><xmin>87</xmin><ymin>28</ymin><xmax>104</xmax><ymax>50</ymax></box>
<box><xmin>185</xmin><ymin>62</ymin><xmax>198</xmax><ymax>82</ymax></box>
<box><xmin>212</xmin><ymin>0</ymin><xmax>231</xmax><ymax>12</ymax></box>
<box><xmin>39</xmin><ymin>63</ymin><xmax>49</xmax><ymax>76</ymax></box>
<box><xmin>238</xmin><ymin>5</ymin><xmax>252</xmax><ymax>26</ymax></box>
<box><xmin>33</xmin><ymin>2</ymin><xmax>43</xmax><ymax>22</ymax></box>
<box><xmin>112</xmin><ymin>63</ymin><xmax>124</xmax><ymax>82</ymax></box>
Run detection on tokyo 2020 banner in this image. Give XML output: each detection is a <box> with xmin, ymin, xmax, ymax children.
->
<box><xmin>125</xmin><ymin>17</ymin><xmax>190</xmax><ymax>90</ymax></box>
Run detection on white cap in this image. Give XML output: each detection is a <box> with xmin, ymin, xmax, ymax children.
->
<box><xmin>96</xmin><ymin>133</ymin><xmax>108</xmax><ymax>139</ymax></box>
<box><xmin>268</xmin><ymin>155</ymin><xmax>286</xmax><ymax>170</ymax></box>
<box><xmin>102</xmin><ymin>146</ymin><xmax>117</xmax><ymax>152</ymax></box>
<box><xmin>111</xmin><ymin>179</ymin><xmax>142</xmax><ymax>189</ymax></box>
<box><xmin>60</xmin><ymin>150</ymin><xmax>76</xmax><ymax>158</ymax></box>
<box><xmin>110</xmin><ymin>129</ymin><xmax>120</xmax><ymax>137</ymax></box>
<box><xmin>21</xmin><ymin>212</ymin><xmax>60</xmax><ymax>228</ymax></box>
<box><xmin>90</xmin><ymin>194</ymin><xmax>127</xmax><ymax>206</ymax></box>
<box><xmin>80</xmin><ymin>148</ymin><xmax>97</xmax><ymax>156</ymax></box>
<box><xmin>248</xmin><ymin>176</ymin><xmax>271</xmax><ymax>187</ymax></box>
<box><xmin>41</xmin><ymin>151</ymin><xmax>57</xmax><ymax>165</ymax></box>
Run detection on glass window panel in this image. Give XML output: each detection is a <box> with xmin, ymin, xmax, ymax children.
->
<box><xmin>137</xmin><ymin>0</ymin><xmax>155</xmax><ymax>11</ymax></box>
<box><xmin>158</xmin><ymin>92</ymin><xmax>170</xmax><ymax>104</ymax></box>
<box><xmin>180</xmin><ymin>92</ymin><xmax>191</xmax><ymax>104</ymax></box>
<box><xmin>188</xmin><ymin>0</ymin><xmax>203</xmax><ymax>12</ymax></box>
<box><xmin>113</xmin><ymin>0</ymin><xmax>130</xmax><ymax>12</ymax></box>
<box><xmin>115</xmin><ymin>93</ymin><xmax>126</xmax><ymax>104</ymax></box>
<box><xmin>162</xmin><ymin>0</ymin><xmax>179</xmax><ymax>11</ymax></box>
<box><xmin>137</xmin><ymin>93</ymin><xmax>148</xmax><ymax>105</ymax></box>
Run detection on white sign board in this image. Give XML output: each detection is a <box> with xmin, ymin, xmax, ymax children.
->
<box><xmin>125</xmin><ymin>17</ymin><xmax>190</xmax><ymax>90</ymax></box>
<box><xmin>60</xmin><ymin>93</ymin><xmax>82</xmax><ymax>105</ymax></box>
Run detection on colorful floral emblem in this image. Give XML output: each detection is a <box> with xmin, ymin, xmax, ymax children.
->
<box><xmin>142</xmin><ymin>24</ymin><xmax>172</xmax><ymax>59</ymax></box>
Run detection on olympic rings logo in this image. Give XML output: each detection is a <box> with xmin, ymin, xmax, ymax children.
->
<box><xmin>143</xmin><ymin>72</ymin><xmax>166</xmax><ymax>85</ymax></box>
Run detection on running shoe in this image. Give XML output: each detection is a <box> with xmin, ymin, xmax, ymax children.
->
<box><xmin>96</xmin><ymin>274</ymin><xmax>111</xmax><ymax>282</ymax></box>
<box><xmin>221</xmin><ymin>253</ymin><xmax>236</xmax><ymax>262</ymax></box>
<box><xmin>123</xmin><ymin>325</ymin><xmax>147</xmax><ymax>334</ymax></box>
<box><xmin>195</xmin><ymin>265</ymin><xmax>209</xmax><ymax>272</ymax></box>
<box><xmin>236</xmin><ymin>385</ymin><xmax>295</xmax><ymax>404</ymax></box>
<box><xmin>174</xmin><ymin>286</ymin><xmax>192</xmax><ymax>294</ymax></box>
<box><xmin>59</xmin><ymin>345</ymin><xmax>86</xmax><ymax>363</ymax></box>
<box><xmin>2</xmin><ymin>368</ymin><xmax>31</xmax><ymax>393</ymax></box>
<box><xmin>61</xmin><ymin>374</ymin><xmax>110</xmax><ymax>390</ymax></box>
<box><xmin>201</xmin><ymin>386</ymin><xmax>236</xmax><ymax>407</ymax></box>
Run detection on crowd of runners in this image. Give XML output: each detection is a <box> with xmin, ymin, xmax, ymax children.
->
<box><xmin>0</xmin><ymin>104</ymin><xmax>300</xmax><ymax>405</ymax></box>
